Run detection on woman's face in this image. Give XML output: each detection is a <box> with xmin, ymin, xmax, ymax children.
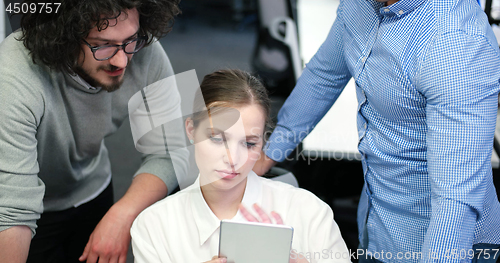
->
<box><xmin>187</xmin><ymin>104</ymin><xmax>265</xmax><ymax>190</ymax></box>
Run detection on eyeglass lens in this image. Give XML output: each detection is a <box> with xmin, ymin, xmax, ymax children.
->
<box><xmin>94</xmin><ymin>38</ymin><xmax>146</xmax><ymax>60</ymax></box>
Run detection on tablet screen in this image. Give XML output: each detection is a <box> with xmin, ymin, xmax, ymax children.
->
<box><xmin>218</xmin><ymin>220</ymin><xmax>294</xmax><ymax>263</ymax></box>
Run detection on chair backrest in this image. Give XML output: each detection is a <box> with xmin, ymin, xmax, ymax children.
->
<box><xmin>484</xmin><ymin>0</ymin><xmax>500</xmax><ymax>23</ymax></box>
<box><xmin>252</xmin><ymin>0</ymin><xmax>301</xmax><ymax>96</ymax></box>
<box><xmin>256</xmin><ymin>0</ymin><xmax>289</xmax><ymax>29</ymax></box>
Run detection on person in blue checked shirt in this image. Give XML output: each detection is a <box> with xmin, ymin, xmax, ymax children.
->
<box><xmin>253</xmin><ymin>0</ymin><xmax>500</xmax><ymax>262</ymax></box>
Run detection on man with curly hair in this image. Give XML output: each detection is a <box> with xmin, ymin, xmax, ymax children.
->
<box><xmin>0</xmin><ymin>0</ymin><xmax>185</xmax><ymax>262</ymax></box>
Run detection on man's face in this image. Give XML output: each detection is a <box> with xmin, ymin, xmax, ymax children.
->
<box><xmin>74</xmin><ymin>8</ymin><xmax>140</xmax><ymax>92</ymax></box>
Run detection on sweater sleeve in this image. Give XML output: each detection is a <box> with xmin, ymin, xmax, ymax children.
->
<box><xmin>0</xmin><ymin>36</ymin><xmax>46</xmax><ymax>236</ymax></box>
<box><xmin>132</xmin><ymin>41</ymin><xmax>189</xmax><ymax>194</ymax></box>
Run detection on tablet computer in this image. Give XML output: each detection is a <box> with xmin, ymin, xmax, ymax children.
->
<box><xmin>218</xmin><ymin>219</ymin><xmax>294</xmax><ymax>263</ymax></box>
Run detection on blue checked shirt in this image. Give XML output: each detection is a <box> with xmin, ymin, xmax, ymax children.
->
<box><xmin>265</xmin><ymin>0</ymin><xmax>500</xmax><ymax>262</ymax></box>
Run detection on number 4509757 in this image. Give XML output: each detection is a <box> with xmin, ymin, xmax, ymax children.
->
<box><xmin>6</xmin><ymin>3</ymin><xmax>61</xmax><ymax>14</ymax></box>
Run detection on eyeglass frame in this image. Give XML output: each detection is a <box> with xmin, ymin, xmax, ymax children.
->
<box><xmin>82</xmin><ymin>36</ymin><xmax>148</xmax><ymax>61</ymax></box>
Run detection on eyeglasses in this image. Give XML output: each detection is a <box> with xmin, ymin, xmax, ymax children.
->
<box><xmin>82</xmin><ymin>36</ymin><xmax>147</xmax><ymax>61</ymax></box>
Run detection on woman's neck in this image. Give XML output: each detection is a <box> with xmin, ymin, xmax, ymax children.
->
<box><xmin>201</xmin><ymin>178</ymin><xmax>247</xmax><ymax>220</ymax></box>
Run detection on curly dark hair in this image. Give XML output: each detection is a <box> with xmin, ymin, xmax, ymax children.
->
<box><xmin>18</xmin><ymin>0</ymin><xmax>180</xmax><ymax>73</ymax></box>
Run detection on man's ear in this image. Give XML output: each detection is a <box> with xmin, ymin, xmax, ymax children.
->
<box><xmin>185</xmin><ymin>117</ymin><xmax>195</xmax><ymax>142</ymax></box>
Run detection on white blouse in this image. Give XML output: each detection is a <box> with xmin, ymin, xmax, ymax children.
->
<box><xmin>131</xmin><ymin>171</ymin><xmax>350</xmax><ymax>263</ymax></box>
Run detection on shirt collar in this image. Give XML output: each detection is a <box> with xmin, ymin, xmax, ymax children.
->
<box><xmin>376</xmin><ymin>0</ymin><xmax>426</xmax><ymax>17</ymax></box>
<box><xmin>190</xmin><ymin>171</ymin><xmax>262</xmax><ymax>246</ymax></box>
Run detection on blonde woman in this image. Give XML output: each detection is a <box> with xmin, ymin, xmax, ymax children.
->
<box><xmin>131</xmin><ymin>69</ymin><xmax>350</xmax><ymax>263</ymax></box>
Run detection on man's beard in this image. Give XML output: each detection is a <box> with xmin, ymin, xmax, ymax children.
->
<box><xmin>73</xmin><ymin>64</ymin><xmax>127</xmax><ymax>92</ymax></box>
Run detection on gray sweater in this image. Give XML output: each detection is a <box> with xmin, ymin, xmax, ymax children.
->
<box><xmin>0</xmin><ymin>32</ymin><xmax>181</xmax><ymax>236</ymax></box>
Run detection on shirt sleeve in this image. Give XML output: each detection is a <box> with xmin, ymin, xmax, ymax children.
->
<box><xmin>265</xmin><ymin>7</ymin><xmax>352</xmax><ymax>162</ymax></box>
<box><xmin>418</xmin><ymin>30</ymin><xmax>500</xmax><ymax>261</ymax></box>
<box><xmin>0</xmin><ymin>59</ymin><xmax>45</xmax><ymax>236</ymax></box>
<box><xmin>289</xmin><ymin>190</ymin><xmax>351</xmax><ymax>263</ymax></box>
<box><xmin>130</xmin><ymin>216</ymin><xmax>166</xmax><ymax>263</ymax></box>
<box><xmin>132</xmin><ymin>41</ymin><xmax>189</xmax><ymax>194</ymax></box>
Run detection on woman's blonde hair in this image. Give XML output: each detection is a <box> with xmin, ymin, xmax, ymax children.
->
<box><xmin>192</xmin><ymin>69</ymin><xmax>272</xmax><ymax>136</ymax></box>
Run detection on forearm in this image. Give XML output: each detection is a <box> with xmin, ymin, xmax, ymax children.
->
<box><xmin>0</xmin><ymin>225</ymin><xmax>32</xmax><ymax>263</ymax></box>
<box><xmin>78</xmin><ymin>173</ymin><xmax>168</xmax><ymax>262</ymax></box>
<box><xmin>112</xmin><ymin>173</ymin><xmax>168</xmax><ymax>224</ymax></box>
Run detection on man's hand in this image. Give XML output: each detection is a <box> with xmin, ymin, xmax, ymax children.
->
<box><xmin>79</xmin><ymin>202</ymin><xmax>132</xmax><ymax>263</ymax></box>
<box><xmin>79</xmin><ymin>173</ymin><xmax>168</xmax><ymax>263</ymax></box>
<box><xmin>204</xmin><ymin>256</ymin><xmax>227</xmax><ymax>263</ymax></box>
<box><xmin>252</xmin><ymin>151</ymin><xmax>277</xmax><ymax>176</ymax></box>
